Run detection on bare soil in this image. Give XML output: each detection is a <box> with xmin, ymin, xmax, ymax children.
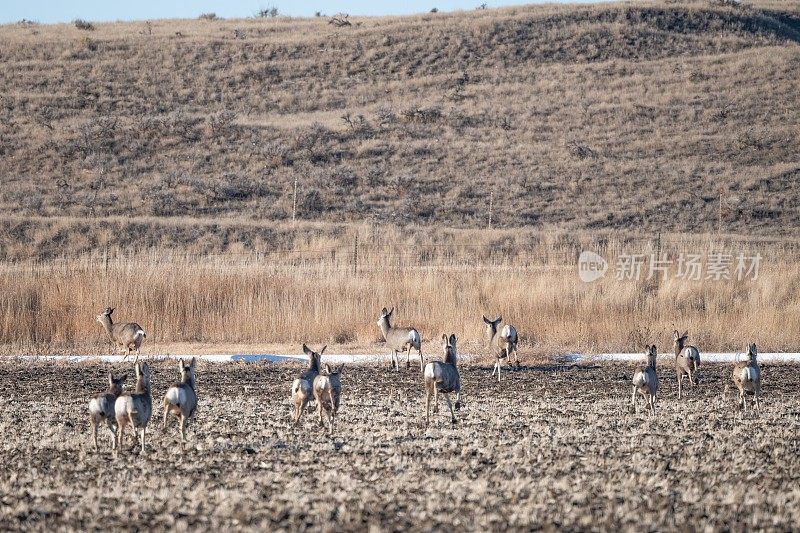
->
<box><xmin>0</xmin><ymin>360</ymin><xmax>797</xmax><ymax>530</ymax></box>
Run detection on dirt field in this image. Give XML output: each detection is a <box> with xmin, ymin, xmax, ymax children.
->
<box><xmin>0</xmin><ymin>359</ymin><xmax>797</xmax><ymax>530</ymax></box>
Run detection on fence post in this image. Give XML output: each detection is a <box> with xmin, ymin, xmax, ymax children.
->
<box><xmin>353</xmin><ymin>233</ymin><xmax>358</xmax><ymax>275</ymax></box>
<box><xmin>292</xmin><ymin>176</ymin><xmax>298</xmax><ymax>223</ymax></box>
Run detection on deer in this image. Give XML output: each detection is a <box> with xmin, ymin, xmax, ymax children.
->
<box><xmin>424</xmin><ymin>334</ymin><xmax>462</xmax><ymax>426</ymax></box>
<box><xmin>673</xmin><ymin>330</ymin><xmax>701</xmax><ymax>399</ymax></box>
<box><xmin>730</xmin><ymin>343</ymin><xmax>761</xmax><ymax>414</ymax></box>
<box><xmin>291</xmin><ymin>344</ymin><xmax>324</xmax><ymax>426</ymax></box>
<box><xmin>631</xmin><ymin>345</ymin><xmax>659</xmax><ymax>416</ymax></box>
<box><xmin>88</xmin><ymin>372</ymin><xmax>127</xmax><ymax>451</ymax></box>
<box><xmin>484</xmin><ymin>316</ymin><xmax>518</xmax><ymax>381</ymax></box>
<box><xmin>162</xmin><ymin>357</ymin><xmax>198</xmax><ymax>447</ymax></box>
<box><xmin>377</xmin><ymin>307</ymin><xmax>423</xmax><ymax>372</ymax></box>
<box><xmin>114</xmin><ymin>361</ymin><xmax>153</xmax><ymax>454</ymax></box>
<box><xmin>313</xmin><ymin>364</ymin><xmax>344</xmax><ymax>434</ymax></box>
<box><xmin>96</xmin><ymin>307</ymin><xmax>146</xmax><ymax>360</ymax></box>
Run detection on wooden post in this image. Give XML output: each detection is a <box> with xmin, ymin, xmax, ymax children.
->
<box><xmin>488</xmin><ymin>189</ymin><xmax>493</xmax><ymax>230</ymax></box>
<box><xmin>353</xmin><ymin>234</ymin><xmax>359</xmax><ymax>275</ymax></box>
<box><xmin>292</xmin><ymin>176</ymin><xmax>298</xmax><ymax>223</ymax></box>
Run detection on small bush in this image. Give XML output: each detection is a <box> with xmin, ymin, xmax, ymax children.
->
<box><xmin>256</xmin><ymin>7</ymin><xmax>279</xmax><ymax>18</ymax></box>
<box><xmin>198</xmin><ymin>13</ymin><xmax>218</xmax><ymax>21</ymax></box>
<box><xmin>73</xmin><ymin>19</ymin><xmax>95</xmax><ymax>31</ymax></box>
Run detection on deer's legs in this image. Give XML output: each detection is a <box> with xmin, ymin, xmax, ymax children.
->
<box><xmin>433</xmin><ymin>386</ymin><xmax>439</xmax><ymax>413</ymax></box>
<box><xmin>140</xmin><ymin>427</ymin><xmax>146</xmax><ymax>454</ymax></box>
<box><xmin>162</xmin><ymin>403</ymin><xmax>170</xmax><ymax>429</ymax></box>
<box><xmin>677</xmin><ymin>372</ymin><xmax>682</xmax><ymax>399</ymax></box>
<box><xmin>425</xmin><ymin>388</ymin><xmax>432</xmax><ymax>427</ymax></box>
<box><xmin>91</xmin><ymin>418</ymin><xmax>98</xmax><ymax>451</ymax></box>
<box><xmin>105</xmin><ymin>419</ymin><xmax>117</xmax><ymax>450</ymax></box>
<box><xmin>317</xmin><ymin>398</ymin><xmax>324</xmax><ymax>427</ymax></box>
<box><xmin>328</xmin><ymin>390</ymin><xmax>336</xmax><ymax>433</ymax></box>
<box><xmin>631</xmin><ymin>387</ymin><xmax>637</xmax><ymax>414</ymax></box>
<box><xmin>418</xmin><ymin>347</ymin><xmax>424</xmax><ymax>372</ymax></box>
<box><xmin>406</xmin><ymin>346</ymin><xmax>412</xmax><ymax>369</ymax></box>
<box><xmin>444</xmin><ymin>393</ymin><xmax>456</xmax><ymax>424</ymax></box>
<box><xmin>513</xmin><ymin>348</ymin><xmax>520</xmax><ymax>368</ymax></box>
<box><xmin>391</xmin><ymin>350</ymin><xmax>399</xmax><ymax>372</ymax></box>
<box><xmin>649</xmin><ymin>394</ymin><xmax>656</xmax><ymax>416</ymax></box>
<box><xmin>454</xmin><ymin>392</ymin><xmax>462</xmax><ymax>410</ymax></box>
<box><xmin>179</xmin><ymin>414</ymin><xmax>187</xmax><ymax>445</ymax></box>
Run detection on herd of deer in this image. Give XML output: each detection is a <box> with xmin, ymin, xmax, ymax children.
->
<box><xmin>90</xmin><ymin>307</ymin><xmax>763</xmax><ymax>454</ymax></box>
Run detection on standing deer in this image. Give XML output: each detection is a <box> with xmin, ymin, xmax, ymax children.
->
<box><xmin>96</xmin><ymin>307</ymin><xmax>146</xmax><ymax>360</ymax></box>
<box><xmin>673</xmin><ymin>330</ymin><xmax>701</xmax><ymax>399</ymax></box>
<box><xmin>162</xmin><ymin>357</ymin><xmax>198</xmax><ymax>446</ymax></box>
<box><xmin>631</xmin><ymin>345</ymin><xmax>659</xmax><ymax>416</ymax></box>
<box><xmin>424</xmin><ymin>334</ymin><xmax>461</xmax><ymax>426</ymax></box>
<box><xmin>484</xmin><ymin>316</ymin><xmax>518</xmax><ymax>381</ymax></box>
<box><xmin>88</xmin><ymin>372</ymin><xmax>127</xmax><ymax>451</ymax></box>
<box><xmin>291</xmin><ymin>344</ymin><xmax>324</xmax><ymax>426</ymax></box>
<box><xmin>313</xmin><ymin>364</ymin><xmax>344</xmax><ymax>434</ymax></box>
<box><xmin>114</xmin><ymin>361</ymin><xmax>153</xmax><ymax>454</ymax></box>
<box><xmin>730</xmin><ymin>343</ymin><xmax>761</xmax><ymax>414</ymax></box>
<box><xmin>377</xmin><ymin>307</ymin><xmax>423</xmax><ymax>372</ymax></box>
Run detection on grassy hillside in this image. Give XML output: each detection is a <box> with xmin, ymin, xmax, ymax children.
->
<box><xmin>0</xmin><ymin>1</ymin><xmax>799</xmax><ymax>258</ymax></box>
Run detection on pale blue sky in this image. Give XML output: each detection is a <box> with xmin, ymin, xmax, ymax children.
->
<box><xmin>1</xmin><ymin>1</ymin><xmax>602</xmax><ymax>25</ymax></box>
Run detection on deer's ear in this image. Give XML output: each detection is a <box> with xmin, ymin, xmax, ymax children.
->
<box><xmin>681</xmin><ymin>331</ymin><xmax>688</xmax><ymax>340</ymax></box>
<box><xmin>496</xmin><ymin>316</ymin><xmax>502</xmax><ymax>324</ymax></box>
<box><xmin>120</xmin><ymin>374</ymin><xmax>128</xmax><ymax>383</ymax></box>
<box><xmin>449</xmin><ymin>334</ymin><xmax>457</xmax><ymax>346</ymax></box>
<box><xmin>135</xmin><ymin>362</ymin><xmax>141</xmax><ymax>376</ymax></box>
<box><xmin>325</xmin><ymin>364</ymin><xmax>332</xmax><ymax>374</ymax></box>
<box><xmin>673</xmin><ymin>330</ymin><xmax>679</xmax><ymax>340</ymax></box>
<box><xmin>178</xmin><ymin>358</ymin><xmax>184</xmax><ymax>371</ymax></box>
<box><xmin>338</xmin><ymin>363</ymin><xmax>345</xmax><ymax>374</ymax></box>
<box><xmin>190</xmin><ymin>357</ymin><xmax>196</xmax><ymax>368</ymax></box>
<box><xmin>381</xmin><ymin>307</ymin><xmax>388</xmax><ymax>316</ymax></box>
<box><xmin>482</xmin><ymin>316</ymin><xmax>490</xmax><ymax>324</ymax></box>
<box><xmin>107</xmin><ymin>372</ymin><xmax>113</xmax><ymax>385</ymax></box>
<box><xmin>441</xmin><ymin>334</ymin><xmax>448</xmax><ymax>343</ymax></box>
<box><xmin>302</xmin><ymin>344</ymin><xmax>312</xmax><ymax>356</ymax></box>
<box><xmin>319</xmin><ymin>345</ymin><xmax>327</xmax><ymax>355</ymax></box>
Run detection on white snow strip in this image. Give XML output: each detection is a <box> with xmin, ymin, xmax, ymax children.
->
<box><xmin>567</xmin><ymin>353</ymin><xmax>800</xmax><ymax>363</ymax></box>
<box><xmin>10</xmin><ymin>352</ymin><xmax>800</xmax><ymax>365</ymax></box>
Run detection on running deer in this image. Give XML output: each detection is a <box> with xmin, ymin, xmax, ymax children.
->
<box><xmin>730</xmin><ymin>343</ymin><xmax>761</xmax><ymax>414</ymax></box>
<box><xmin>673</xmin><ymin>330</ymin><xmax>701</xmax><ymax>399</ymax></box>
<box><xmin>114</xmin><ymin>361</ymin><xmax>153</xmax><ymax>454</ymax></box>
<box><xmin>484</xmin><ymin>316</ymin><xmax>518</xmax><ymax>381</ymax></box>
<box><xmin>424</xmin><ymin>334</ymin><xmax>462</xmax><ymax>426</ymax></box>
<box><xmin>631</xmin><ymin>345</ymin><xmax>659</xmax><ymax>416</ymax></box>
<box><xmin>313</xmin><ymin>364</ymin><xmax>344</xmax><ymax>434</ymax></box>
<box><xmin>162</xmin><ymin>357</ymin><xmax>198</xmax><ymax>446</ymax></box>
<box><xmin>291</xmin><ymin>344</ymin><xmax>324</xmax><ymax>426</ymax></box>
<box><xmin>377</xmin><ymin>307</ymin><xmax>423</xmax><ymax>372</ymax></box>
<box><xmin>96</xmin><ymin>307</ymin><xmax>146</xmax><ymax>360</ymax></box>
<box><xmin>88</xmin><ymin>372</ymin><xmax>127</xmax><ymax>451</ymax></box>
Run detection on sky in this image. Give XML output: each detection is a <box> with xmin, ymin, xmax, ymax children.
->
<box><xmin>0</xmin><ymin>1</ymin><xmax>599</xmax><ymax>25</ymax></box>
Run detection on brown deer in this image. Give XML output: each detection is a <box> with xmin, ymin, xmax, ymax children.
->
<box><xmin>731</xmin><ymin>343</ymin><xmax>761</xmax><ymax>414</ymax></box>
<box><xmin>313</xmin><ymin>364</ymin><xmax>344</xmax><ymax>434</ymax></box>
<box><xmin>631</xmin><ymin>345</ymin><xmax>659</xmax><ymax>416</ymax></box>
<box><xmin>96</xmin><ymin>307</ymin><xmax>146</xmax><ymax>360</ymax></box>
<box><xmin>114</xmin><ymin>361</ymin><xmax>153</xmax><ymax>454</ymax></box>
<box><xmin>162</xmin><ymin>357</ymin><xmax>198</xmax><ymax>446</ymax></box>
<box><xmin>291</xmin><ymin>344</ymin><xmax>324</xmax><ymax>426</ymax></box>
<box><xmin>377</xmin><ymin>307</ymin><xmax>423</xmax><ymax>372</ymax></box>
<box><xmin>484</xmin><ymin>316</ymin><xmax>518</xmax><ymax>381</ymax></box>
<box><xmin>424</xmin><ymin>334</ymin><xmax>461</xmax><ymax>426</ymax></box>
<box><xmin>673</xmin><ymin>330</ymin><xmax>701</xmax><ymax>399</ymax></box>
<box><xmin>88</xmin><ymin>372</ymin><xmax>127</xmax><ymax>451</ymax></box>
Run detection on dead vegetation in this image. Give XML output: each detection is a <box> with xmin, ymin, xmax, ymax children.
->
<box><xmin>0</xmin><ymin>360</ymin><xmax>797</xmax><ymax>530</ymax></box>
<box><xmin>0</xmin><ymin>1</ymin><xmax>797</xmax><ymax>237</ymax></box>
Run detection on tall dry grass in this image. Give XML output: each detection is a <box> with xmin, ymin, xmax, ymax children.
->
<box><xmin>2</xmin><ymin>230</ymin><xmax>798</xmax><ymax>355</ymax></box>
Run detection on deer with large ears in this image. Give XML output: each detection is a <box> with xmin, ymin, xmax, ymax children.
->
<box><xmin>88</xmin><ymin>372</ymin><xmax>127</xmax><ymax>451</ymax></box>
<box><xmin>484</xmin><ymin>316</ymin><xmax>518</xmax><ymax>381</ymax></box>
<box><xmin>313</xmin><ymin>363</ymin><xmax>344</xmax><ymax>434</ymax></box>
<box><xmin>730</xmin><ymin>343</ymin><xmax>761</xmax><ymax>414</ymax></box>
<box><xmin>424</xmin><ymin>334</ymin><xmax>461</xmax><ymax>426</ymax></box>
<box><xmin>673</xmin><ymin>330</ymin><xmax>701</xmax><ymax>399</ymax></box>
<box><xmin>96</xmin><ymin>307</ymin><xmax>146</xmax><ymax>360</ymax></box>
<box><xmin>162</xmin><ymin>357</ymin><xmax>198</xmax><ymax>447</ymax></box>
<box><xmin>291</xmin><ymin>344</ymin><xmax>324</xmax><ymax>426</ymax></box>
<box><xmin>377</xmin><ymin>307</ymin><xmax>423</xmax><ymax>372</ymax></box>
<box><xmin>631</xmin><ymin>345</ymin><xmax>659</xmax><ymax>416</ymax></box>
<box><xmin>114</xmin><ymin>360</ymin><xmax>153</xmax><ymax>454</ymax></box>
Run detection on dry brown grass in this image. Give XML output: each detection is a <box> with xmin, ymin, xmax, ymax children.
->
<box><xmin>2</xmin><ymin>226</ymin><xmax>798</xmax><ymax>355</ymax></box>
<box><xmin>0</xmin><ymin>1</ymin><xmax>798</xmax><ymax>239</ymax></box>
